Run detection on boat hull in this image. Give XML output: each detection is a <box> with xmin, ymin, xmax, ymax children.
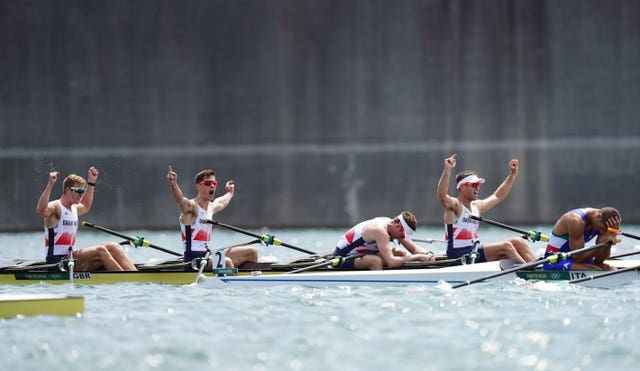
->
<box><xmin>0</xmin><ymin>294</ymin><xmax>84</xmax><ymax>318</ymax></box>
<box><xmin>0</xmin><ymin>271</ymin><xmax>215</xmax><ymax>285</ymax></box>
<box><xmin>0</xmin><ymin>260</ymin><xmax>637</xmax><ymax>288</ymax></box>
<box><xmin>202</xmin><ymin>260</ymin><xmax>640</xmax><ymax>289</ymax></box>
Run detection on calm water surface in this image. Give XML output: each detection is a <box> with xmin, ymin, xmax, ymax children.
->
<box><xmin>1</xmin><ymin>225</ymin><xmax>640</xmax><ymax>371</ymax></box>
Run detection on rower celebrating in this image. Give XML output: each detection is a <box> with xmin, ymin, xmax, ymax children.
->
<box><xmin>35</xmin><ymin>167</ymin><xmax>137</xmax><ymax>271</ymax></box>
<box><xmin>543</xmin><ymin>207</ymin><xmax>621</xmax><ymax>270</ymax></box>
<box><xmin>167</xmin><ymin>166</ymin><xmax>258</xmax><ymax>268</ymax></box>
<box><xmin>437</xmin><ymin>154</ymin><xmax>536</xmax><ymax>263</ymax></box>
<box><xmin>332</xmin><ymin>211</ymin><xmax>435</xmax><ymax>270</ymax></box>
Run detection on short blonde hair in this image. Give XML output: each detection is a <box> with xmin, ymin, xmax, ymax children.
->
<box><xmin>62</xmin><ymin>174</ymin><xmax>86</xmax><ymax>192</ymax></box>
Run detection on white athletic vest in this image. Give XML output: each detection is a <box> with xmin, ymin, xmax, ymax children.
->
<box><xmin>181</xmin><ymin>204</ymin><xmax>214</xmax><ymax>254</ymax></box>
<box><xmin>335</xmin><ymin>217</ymin><xmax>390</xmax><ymax>256</ymax></box>
<box><xmin>45</xmin><ymin>203</ymin><xmax>78</xmax><ymax>258</ymax></box>
<box><xmin>445</xmin><ymin>204</ymin><xmax>480</xmax><ymax>249</ymax></box>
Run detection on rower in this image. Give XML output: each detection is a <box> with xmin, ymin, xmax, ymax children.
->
<box><xmin>437</xmin><ymin>153</ymin><xmax>536</xmax><ymax>264</ymax></box>
<box><xmin>167</xmin><ymin>166</ymin><xmax>258</xmax><ymax>269</ymax></box>
<box><xmin>331</xmin><ymin>211</ymin><xmax>435</xmax><ymax>270</ymax></box>
<box><xmin>36</xmin><ymin>168</ymin><xmax>137</xmax><ymax>271</ymax></box>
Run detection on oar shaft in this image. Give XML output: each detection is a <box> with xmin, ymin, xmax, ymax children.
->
<box><xmin>204</xmin><ymin>219</ymin><xmax>317</xmax><ymax>255</ymax></box>
<box><xmin>621</xmin><ymin>231</ymin><xmax>640</xmax><ymax>240</ymax></box>
<box><xmin>81</xmin><ymin>221</ymin><xmax>182</xmax><ymax>257</ymax></box>
<box><xmin>610</xmin><ymin>250</ymin><xmax>640</xmax><ymax>259</ymax></box>
<box><xmin>469</xmin><ymin>215</ymin><xmax>549</xmax><ymax>242</ymax></box>
<box><xmin>452</xmin><ymin>258</ymin><xmax>545</xmax><ymax>288</ymax></box>
<box><xmin>286</xmin><ymin>254</ymin><xmax>363</xmax><ymax>274</ymax></box>
<box><xmin>470</xmin><ymin>215</ymin><xmax>525</xmax><ymax>234</ymax></box>
<box><xmin>452</xmin><ymin>241</ymin><xmax>612</xmax><ymax>289</ymax></box>
<box><xmin>413</xmin><ymin>238</ymin><xmax>445</xmax><ymax>244</ymax></box>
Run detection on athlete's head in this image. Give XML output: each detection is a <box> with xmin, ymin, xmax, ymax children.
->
<box><xmin>455</xmin><ymin>170</ymin><xmax>485</xmax><ymax>190</ymax></box>
<box><xmin>194</xmin><ymin>169</ymin><xmax>216</xmax><ymax>184</ymax></box>
<box><xmin>62</xmin><ymin>174</ymin><xmax>86</xmax><ymax>192</ymax></box>
<box><xmin>391</xmin><ymin>211</ymin><xmax>416</xmax><ymax>240</ymax></box>
<box><xmin>599</xmin><ymin>207</ymin><xmax>621</xmax><ymax>232</ymax></box>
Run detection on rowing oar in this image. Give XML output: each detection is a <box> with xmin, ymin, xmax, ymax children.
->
<box><xmin>451</xmin><ymin>241</ymin><xmax>613</xmax><ymax>289</ymax></box>
<box><xmin>81</xmin><ymin>221</ymin><xmax>182</xmax><ymax>257</ymax></box>
<box><xmin>469</xmin><ymin>215</ymin><xmax>549</xmax><ymax>242</ymax></box>
<box><xmin>569</xmin><ymin>262</ymin><xmax>640</xmax><ymax>285</ymax></box>
<box><xmin>413</xmin><ymin>237</ymin><xmax>445</xmax><ymax>244</ymax></box>
<box><xmin>285</xmin><ymin>254</ymin><xmax>364</xmax><ymax>274</ymax></box>
<box><xmin>203</xmin><ymin>219</ymin><xmax>317</xmax><ymax>255</ymax></box>
<box><xmin>610</xmin><ymin>250</ymin><xmax>640</xmax><ymax>259</ymax></box>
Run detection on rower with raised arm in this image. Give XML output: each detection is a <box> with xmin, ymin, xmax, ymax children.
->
<box><xmin>35</xmin><ymin>167</ymin><xmax>136</xmax><ymax>271</ymax></box>
<box><xmin>167</xmin><ymin>166</ymin><xmax>258</xmax><ymax>268</ymax></box>
<box><xmin>437</xmin><ymin>153</ymin><xmax>536</xmax><ymax>264</ymax></box>
<box><xmin>543</xmin><ymin>207</ymin><xmax>621</xmax><ymax>270</ymax></box>
<box><xmin>332</xmin><ymin>211</ymin><xmax>435</xmax><ymax>270</ymax></box>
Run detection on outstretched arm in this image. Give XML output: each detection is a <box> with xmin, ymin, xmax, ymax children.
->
<box><xmin>437</xmin><ymin>154</ymin><xmax>461</xmax><ymax>223</ymax></box>
<box><xmin>476</xmin><ymin>159</ymin><xmax>518</xmax><ymax>212</ymax></box>
<box><xmin>76</xmin><ymin>167</ymin><xmax>99</xmax><ymax>216</ymax></box>
<box><xmin>212</xmin><ymin>180</ymin><xmax>235</xmax><ymax>214</ymax></box>
<box><xmin>167</xmin><ymin>166</ymin><xmax>196</xmax><ymax>219</ymax></box>
<box><xmin>399</xmin><ymin>238</ymin><xmax>436</xmax><ymax>262</ymax></box>
<box><xmin>36</xmin><ymin>171</ymin><xmax>59</xmax><ymax>217</ymax></box>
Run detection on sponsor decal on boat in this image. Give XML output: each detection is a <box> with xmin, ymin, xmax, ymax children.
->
<box><xmin>14</xmin><ymin>272</ymin><xmax>92</xmax><ymax>280</ymax></box>
<box><xmin>213</xmin><ymin>268</ymin><xmax>238</xmax><ymax>276</ymax></box>
<box><xmin>516</xmin><ymin>271</ymin><xmax>572</xmax><ymax>281</ymax></box>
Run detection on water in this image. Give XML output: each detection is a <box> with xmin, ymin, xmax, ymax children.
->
<box><xmin>1</xmin><ymin>225</ymin><xmax>640</xmax><ymax>371</ymax></box>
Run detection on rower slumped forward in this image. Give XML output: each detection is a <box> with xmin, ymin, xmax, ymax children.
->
<box><xmin>36</xmin><ymin>167</ymin><xmax>136</xmax><ymax>271</ymax></box>
<box><xmin>332</xmin><ymin>211</ymin><xmax>435</xmax><ymax>270</ymax></box>
<box><xmin>543</xmin><ymin>207</ymin><xmax>621</xmax><ymax>271</ymax></box>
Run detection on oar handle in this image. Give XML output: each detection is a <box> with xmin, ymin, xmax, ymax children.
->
<box><xmin>81</xmin><ymin>221</ymin><xmax>182</xmax><ymax>257</ymax></box>
<box><xmin>203</xmin><ymin>219</ymin><xmax>317</xmax><ymax>255</ymax></box>
<box><xmin>469</xmin><ymin>215</ymin><xmax>549</xmax><ymax>242</ymax></box>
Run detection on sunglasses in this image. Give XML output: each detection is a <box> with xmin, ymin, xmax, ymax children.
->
<box><xmin>463</xmin><ymin>182</ymin><xmax>481</xmax><ymax>189</ymax></box>
<box><xmin>198</xmin><ymin>179</ymin><xmax>218</xmax><ymax>187</ymax></box>
<box><xmin>70</xmin><ymin>186</ymin><xmax>86</xmax><ymax>195</ymax></box>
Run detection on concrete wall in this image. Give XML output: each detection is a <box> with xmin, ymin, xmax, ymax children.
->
<box><xmin>1</xmin><ymin>0</ymin><xmax>639</xmax><ymax>231</ymax></box>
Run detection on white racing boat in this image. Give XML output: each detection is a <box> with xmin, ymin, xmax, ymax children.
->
<box><xmin>200</xmin><ymin>259</ymin><xmax>640</xmax><ymax>289</ymax></box>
